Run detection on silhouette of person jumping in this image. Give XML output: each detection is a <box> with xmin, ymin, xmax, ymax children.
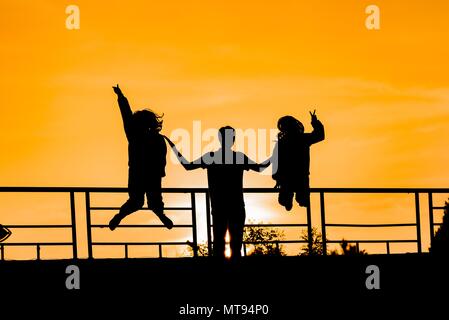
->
<box><xmin>272</xmin><ymin>110</ymin><xmax>325</xmax><ymax>210</ymax></box>
<box><xmin>0</xmin><ymin>224</ymin><xmax>12</xmax><ymax>242</ymax></box>
<box><xmin>109</xmin><ymin>85</ymin><xmax>173</xmax><ymax>230</ymax></box>
<box><xmin>164</xmin><ymin>126</ymin><xmax>269</xmax><ymax>259</ymax></box>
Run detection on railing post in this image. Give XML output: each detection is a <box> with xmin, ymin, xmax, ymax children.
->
<box><xmin>69</xmin><ymin>191</ymin><xmax>78</xmax><ymax>259</ymax></box>
<box><xmin>386</xmin><ymin>241</ymin><xmax>390</xmax><ymax>255</ymax></box>
<box><xmin>191</xmin><ymin>192</ymin><xmax>198</xmax><ymax>257</ymax></box>
<box><xmin>124</xmin><ymin>244</ymin><xmax>128</xmax><ymax>259</ymax></box>
<box><xmin>320</xmin><ymin>192</ymin><xmax>327</xmax><ymax>256</ymax></box>
<box><xmin>0</xmin><ymin>244</ymin><xmax>4</xmax><ymax>261</ymax></box>
<box><xmin>243</xmin><ymin>243</ymin><xmax>247</xmax><ymax>256</ymax></box>
<box><xmin>306</xmin><ymin>196</ymin><xmax>313</xmax><ymax>255</ymax></box>
<box><xmin>415</xmin><ymin>193</ymin><xmax>422</xmax><ymax>254</ymax></box>
<box><xmin>428</xmin><ymin>192</ymin><xmax>434</xmax><ymax>251</ymax></box>
<box><xmin>205</xmin><ymin>191</ymin><xmax>213</xmax><ymax>256</ymax></box>
<box><xmin>36</xmin><ymin>244</ymin><xmax>41</xmax><ymax>260</ymax></box>
<box><xmin>85</xmin><ymin>192</ymin><xmax>93</xmax><ymax>259</ymax></box>
<box><xmin>159</xmin><ymin>244</ymin><xmax>163</xmax><ymax>258</ymax></box>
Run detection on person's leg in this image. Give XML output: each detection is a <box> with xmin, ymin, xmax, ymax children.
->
<box><xmin>109</xmin><ymin>188</ymin><xmax>144</xmax><ymax>230</ymax></box>
<box><xmin>295</xmin><ymin>176</ymin><xmax>310</xmax><ymax>208</ymax></box>
<box><xmin>278</xmin><ymin>184</ymin><xmax>294</xmax><ymax>211</ymax></box>
<box><xmin>146</xmin><ymin>177</ymin><xmax>173</xmax><ymax>229</ymax></box>
<box><xmin>229</xmin><ymin>207</ymin><xmax>246</xmax><ymax>259</ymax></box>
<box><xmin>212</xmin><ymin>212</ymin><xmax>228</xmax><ymax>259</ymax></box>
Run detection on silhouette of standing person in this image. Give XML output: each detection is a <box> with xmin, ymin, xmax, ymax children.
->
<box><xmin>109</xmin><ymin>85</ymin><xmax>173</xmax><ymax>230</ymax></box>
<box><xmin>164</xmin><ymin>127</ymin><xmax>269</xmax><ymax>259</ymax></box>
<box><xmin>272</xmin><ymin>110</ymin><xmax>324</xmax><ymax>210</ymax></box>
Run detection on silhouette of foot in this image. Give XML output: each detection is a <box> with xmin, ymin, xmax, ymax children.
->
<box><xmin>278</xmin><ymin>196</ymin><xmax>293</xmax><ymax>212</ymax></box>
<box><xmin>109</xmin><ymin>214</ymin><xmax>123</xmax><ymax>231</ymax></box>
<box><xmin>154</xmin><ymin>211</ymin><xmax>174</xmax><ymax>229</ymax></box>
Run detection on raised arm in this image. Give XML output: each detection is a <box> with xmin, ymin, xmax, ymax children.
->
<box><xmin>163</xmin><ymin>135</ymin><xmax>204</xmax><ymax>170</ymax></box>
<box><xmin>306</xmin><ymin>110</ymin><xmax>325</xmax><ymax>145</ymax></box>
<box><xmin>113</xmin><ymin>84</ymin><xmax>133</xmax><ymax>139</ymax></box>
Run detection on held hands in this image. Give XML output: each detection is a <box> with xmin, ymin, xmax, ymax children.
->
<box><xmin>163</xmin><ymin>135</ymin><xmax>175</xmax><ymax>148</ymax></box>
<box><xmin>112</xmin><ymin>84</ymin><xmax>123</xmax><ymax>96</ymax></box>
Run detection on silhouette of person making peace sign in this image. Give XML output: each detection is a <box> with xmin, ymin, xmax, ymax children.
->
<box><xmin>271</xmin><ymin>110</ymin><xmax>325</xmax><ymax>210</ymax></box>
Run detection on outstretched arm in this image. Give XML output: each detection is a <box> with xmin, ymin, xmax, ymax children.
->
<box><xmin>163</xmin><ymin>135</ymin><xmax>203</xmax><ymax>171</ymax></box>
<box><xmin>244</xmin><ymin>155</ymin><xmax>271</xmax><ymax>172</ymax></box>
<box><xmin>113</xmin><ymin>84</ymin><xmax>133</xmax><ymax>139</ymax></box>
<box><xmin>307</xmin><ymin>109</ymin><xmax>325</xmax><ymax>144</ymax></box>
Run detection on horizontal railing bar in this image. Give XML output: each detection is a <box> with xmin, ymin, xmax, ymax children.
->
<box><xmin>327</xmin><ymin>240</ymin><xmax>417</xmax><ymax>243</ymax></box>
<box><xmin>245</xmin><ymin>188</ymin><xmax>449</xmax><ymax>193</ymax></box>
<box><xmin>243</xmin><ymin>240</ymin><xmax>308</xmax><ymax>244</ymax></box>
<box><xmin>91</xmin><ymin>224</ymin><xmax>193</xmax><ymax>228</ymax></box>
<box><xmin>0</xmin><ymin>187</ymin><xmax>207</xmax><ymax>193</ymax></box>
<box><xmin>1</xmin><ymin>225</ymin><xmax>72</xmax><ymax>229</ymax></box>
<box><xmin>90</xmin><ymin>207</ymin><xmax>192</xmax><ymax>211</ymax></box>
<box><xmin>326</xmin><ymin>223</ymin><xmax>416</xmax><ymax>228</ymax></box>
<box><xmin>1</xmin><ymin>187</ymin><xmax>449</xmax><ymax>193</ymax></box>
<box><xmin>432</xmin><ymin>207</ymin><xmax>446</xmax><ymax>210</ymax></box>
<box><xmin>0</xmin><ymin>243</ymin><xmax>73</xmax><ymax>246</ymax></box>
<box><xmin>244</xmin><ymin>224</ymin><xmax>308</xmax><ymax>227</ymax></box>
<box><xmin>92</xmin><ymin>242</ymin><xmax>188</xmax><ymax>246</ymax></box>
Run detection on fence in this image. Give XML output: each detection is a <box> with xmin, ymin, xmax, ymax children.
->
<box><xmin>0</xmin><ymin>187</ymin><xmax>448</xmax><ymax>260</ymax></box>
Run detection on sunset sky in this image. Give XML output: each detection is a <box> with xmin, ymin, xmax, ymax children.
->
<box><xmin>1</xmin><ymin>0</ymin><xmax>448</xmax><ymax>258</ymax></box>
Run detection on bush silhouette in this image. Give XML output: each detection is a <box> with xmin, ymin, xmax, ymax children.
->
<box><xmin>330</xmin><ymin>239</ymin><xmax>367</xmax><ymax>256</ymax></box>
<box><xmin>243</xmin><ymin>222</ymin><xmax>286</xmax><ymax>256</ymax></box>
<box><xmin>186</xmin><ymin>221</ymin><xmax>286</xmax><ymax>257</ymax></box>
<box><xmin>299</xmin><ymin>227</ymin><xmax>326</xmax><ymax>256</ymax></box>
<box><xmin>430</xmin><ymin>199</ymin><xmax>449</xmax><ymax>255</ymax></box>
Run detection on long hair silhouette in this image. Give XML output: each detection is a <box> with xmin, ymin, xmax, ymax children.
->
<box><xmin>277</xmin><ymin>115</ymin><xmax>304</xmax><ymax>140</ymax></box>
<box><xmin>132</xmin><ymin>109</ymin><xmax>163</xmax><ymax>132</ymax></box>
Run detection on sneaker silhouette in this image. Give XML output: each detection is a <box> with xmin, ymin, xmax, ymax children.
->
<box><xmin>154</xmin><ymin>211</ymin><xmax>174</xmax><ymax>230</ymax></box>
<box><xmin>108</xmin><ymin>214</ymin><xmax>123</xmax><ymax>231</ymax></box>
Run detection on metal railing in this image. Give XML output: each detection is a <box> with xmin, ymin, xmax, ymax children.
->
<box><xmin>84</xmin><ymin>188</ymin><xmax>204</xmax><ymax>258</ymax></box>
<box><xmin>317</xmin><ymin>188</ymin><xmax>449</xmax><ymax>255</ymax></box>
<box><xmin>0</xmin><ymin>187</ymin><xmax>448</xmax><ymax>260</ymax></box>
<box><xmin>0</xmin><ymin>187</ymin><xmax>78</xmax><ymax>260</ymax></box>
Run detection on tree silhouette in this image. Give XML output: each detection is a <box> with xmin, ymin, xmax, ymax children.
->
<box><xmin>331</xmin><ymin>239</ymin><xmax>367</xmax><ymax>256</ymax></box>
<box><xmin>299</xmin><ymin>227</ymin><xmax>325</xmax><ymax>256</ymax></box>
<box><xmin>186</xmin><ymin>240</ymin><xmax>209</xmax><ymax>257</ymax></box>
<box><xmin>243</xmin><ymin>222</ymin><xmax>286</xmax><ymax>256</ymax></box>
<box><xmin>185</xmin><ymin>221</ymin><xmax>286</xmax><ymax>257</ymax></box>
<box><xmin>298</xmin><ymin>228</ymin><xmax>368</xmax><ymax>256</ymax></box>
<box><xmin>430</xmin><ymin>199</ymin><xmax>449</xmax><ymax>255</ymax></box>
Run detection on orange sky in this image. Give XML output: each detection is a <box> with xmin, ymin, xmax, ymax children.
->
<box><xmin>1</xmin><ymin>0</ymin><xmax>448</xmax><ymax>258</ymax></box>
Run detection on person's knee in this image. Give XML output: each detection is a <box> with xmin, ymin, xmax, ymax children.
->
<box><xmin>126</xmin><ymin>197</ymin><xmax>145</xmax><ymax>210</ymax></box>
